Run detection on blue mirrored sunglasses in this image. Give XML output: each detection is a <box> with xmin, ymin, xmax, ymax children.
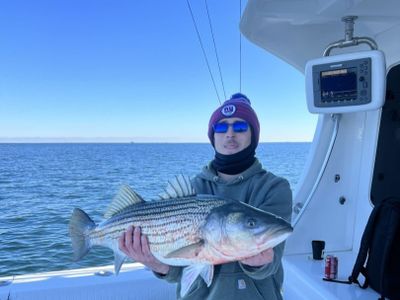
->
<box><xmin>213</xmin><ymin>121</ymin><xmax>249</xmax><ymax>133</ymax></box>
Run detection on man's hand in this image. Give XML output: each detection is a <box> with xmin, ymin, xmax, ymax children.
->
<box><xmin>119</xmin><ymin>226</ymin><xmax>170</xmax><ymax>275</ymax></box>
<box><xmin>240</xmin><ymin>248</ymin><xmax>274</xmax><ymax>267</ymax></box>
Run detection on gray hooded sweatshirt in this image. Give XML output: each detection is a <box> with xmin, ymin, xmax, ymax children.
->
<box><xmin>155</xmin><ymin>159</ymin><xmax>293</xmax><ymax>300</ymax></box>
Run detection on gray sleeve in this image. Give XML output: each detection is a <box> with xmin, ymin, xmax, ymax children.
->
<box><xmin>260</xmin><ymin>178</ymin><xmax>293</xmax><ymax>223</ymax></box>
<box><xmin>153</xmin><ymin>266</ymin><xmax>182</xmax><ymax>283</ymax></box>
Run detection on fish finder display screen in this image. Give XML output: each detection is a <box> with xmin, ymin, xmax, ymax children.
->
<box><xmin>306</xmin><ymin>51</ymin><xmax>385</xmax><ymax>113</ymax></box>
<box><xmin>320</xmin><ymin>68</ymin><xmax>357</xmax><ymax>101</ymax></box>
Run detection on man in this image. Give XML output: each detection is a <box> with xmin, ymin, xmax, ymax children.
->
<box><xmin>119</xmin><ymin>93</ymin><xmax>293</xmax><ymax>299</ymax></box>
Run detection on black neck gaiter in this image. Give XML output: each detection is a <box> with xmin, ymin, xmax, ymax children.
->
<box><xmin>211</xmin><ymin>141</ymin><xmax>256</xmax><ymax>175</ymax></box>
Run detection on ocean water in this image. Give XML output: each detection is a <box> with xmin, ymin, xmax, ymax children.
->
<box><xmin>0</xmin><ymin>142</ymin><xmax>310</xmax><ymax>277</ymax></box>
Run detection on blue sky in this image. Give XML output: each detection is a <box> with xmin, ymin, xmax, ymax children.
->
<box><xmin>0</xmin><ymin>1</ymin><xmax>317</xmax><ymax>143</ymax></box>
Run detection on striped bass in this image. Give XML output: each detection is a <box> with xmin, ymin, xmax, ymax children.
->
<box><xmin>69</xmin><ymin>175</ymin><xmax>293</xmax><ymax>297</ymax></box>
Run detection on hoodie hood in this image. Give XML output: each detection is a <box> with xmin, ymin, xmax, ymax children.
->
<box><xmin>196</xmin><ymin>158</ymin><xmax>266</xmax><ymax>185</ymax></box>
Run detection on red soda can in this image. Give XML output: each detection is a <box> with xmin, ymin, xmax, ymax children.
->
<box><xmin>324</xmin><ymin>255</ymin><xmax>332</xmax><ymax>279</ymax></box>
<box><xmin>330</xmin><ymin>256</ymin><xmax>338</xmax><ymax>279</ymax></box>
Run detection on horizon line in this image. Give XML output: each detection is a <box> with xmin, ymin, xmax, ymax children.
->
<box><xmin>0</xmin><ymin>137</ymin><xmax>312</xmax><ymax>144</ymax></box>
<box><xmin>0</xmin><ymin>137</ymin><xmax>206</xmax><ymax>142</ymax></box>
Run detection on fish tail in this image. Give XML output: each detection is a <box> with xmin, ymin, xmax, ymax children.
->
<box><xmin>69</xmin><ymin>208</ymin><xmax>96</xmax><ymax>261</ymax></box>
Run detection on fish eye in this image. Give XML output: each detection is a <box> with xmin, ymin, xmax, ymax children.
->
<box><xmin>246</xmin><ymin>218</ymin><xmax>257</xmax><ymax>227</ymax></box>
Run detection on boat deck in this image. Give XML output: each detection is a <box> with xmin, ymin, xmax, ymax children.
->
<box><xmin>283</xmin><ymin>251</ymin><xmax>380</xmax><ymax>300</ymax></box>
<box><xmin>0</xmin><ymin>252</ymin><xmax>381</xmax><ymax>300</ymax></box>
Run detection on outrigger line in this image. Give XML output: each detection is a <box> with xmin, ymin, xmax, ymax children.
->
<box><xmin>186</xmin><ymin>0</ymin><xmax>244</xmax><ymax>104</ymax></box>
<box><xmin>204</xmin><ymin>0</ymin><xmax>226</xmax><ymax>100</ymax></box>
<box><xmin>186</xmin><ymin>0</ymin><xmax>222</xmax><ymax>104</ymax></box>
<box><xmin>239</xmin><ymin>0</ymin><xmax>242</xmax><ymax>92</ymax></box>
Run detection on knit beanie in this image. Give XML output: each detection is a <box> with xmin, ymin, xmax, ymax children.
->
<box><xmin>208</xmin><ymin>93</ymin><xmax>260</xmax><ymax>146</ymax></box>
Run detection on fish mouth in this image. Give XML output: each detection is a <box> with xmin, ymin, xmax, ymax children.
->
<box><xmin>271</xmin><ymin>226</ymin><xmax>293</xmax><ymax>239</ymax></box>
<box><xmin>256</xmin><ymin>226</ymin><xmax>292</xmax><ymax>248</ymax></box>
<box><xmin>256</xmin><ymin>225</ymin><xmax>292</xmax><ymax>237</ymax></box>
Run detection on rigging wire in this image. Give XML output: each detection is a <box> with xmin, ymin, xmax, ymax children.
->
<box><xmin>204</xmin><ymin>0</ymin><xmax>226</xmax><ymax>100</ymax></box>
<box><xmin>186</xmin><ymin>0</ymin><xmax>222</xmax><ymax>104</ymax></box>
<box><xmin>239</xmin><ymin>0</ymin><xmax>242</xmax><ymax>92</ymax></box>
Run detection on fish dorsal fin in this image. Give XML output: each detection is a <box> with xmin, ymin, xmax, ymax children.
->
<box><xmin>104</xmin><ymin>185</ymin><xmax>145</xmax><ymax>218</ymax></box>
<box><xmin>158</xmin><ymin>174</ymin><xmax>196</xmax><ymax>200</ymax></box>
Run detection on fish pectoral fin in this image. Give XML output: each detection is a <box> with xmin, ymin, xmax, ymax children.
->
<box><xmin>113</xmin><ymin>251</ymin><xmax>126</xmax><ymax>275</ymax></box>
<box><xmin>165</xmin><ymin>241</ymin><xmax>204</xmax><ymax>259</ymax></box>
<box><xmin>180</xmin><ymin>264</ymin><xmax>214</xmax><ymax>298</ymax></box>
